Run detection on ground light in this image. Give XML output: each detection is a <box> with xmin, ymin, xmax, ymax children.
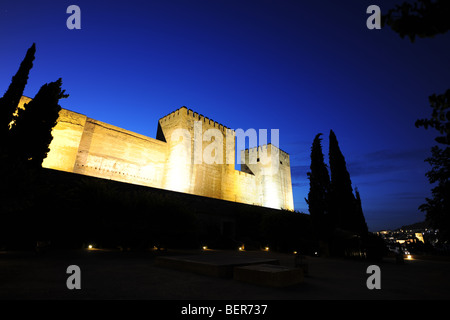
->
<box><xmin>238</xmin><ymin>245</ymin><xmax>245</xmax><ymax>251</ymax></box>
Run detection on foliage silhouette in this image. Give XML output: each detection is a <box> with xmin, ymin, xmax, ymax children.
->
<box><xmin>355</xmin><ymin>187</ymin><xmax>369</xmax><ymax>236</ymax></box>
<box><xmin>305</xmin><ymin>131</ymin><xmax>371</xmax><ymax>257</ymax></box>
<box><xmin>0</xmin><ymin>44</ymin><xmax>69</xmax><ymax>249</ymax></box>
<box><xmin>329</xmin><ymin>130</ymin><xmax>368</xmax><ymax>237</ymax></box>
<box><xmin>0</xmin><ymin>43</ymin><xmax>35</xmax><ymax>140</ymax></box>
<box><xmin>417</xmin><ymin>97</ymin><xmax>449</xmax><ymax>241</ymax></box>
<box><xmin>383</xmin><ymin>1</ymin><xmax>449</xmax><ymax>242</ymax></box>
<box><xmin>382</xmin><ymin>0</ymin><xmax>450</xmax><ymax>42</ymax></box>
<box><xmin>9</xmin><ymin>79</ymin><xmax>68</xmax><ymax>168</ymax></box>
<box><xmin>306</xmin><ymin>133</ymin><xmax>331</xmax><ymax>243</ymax></box>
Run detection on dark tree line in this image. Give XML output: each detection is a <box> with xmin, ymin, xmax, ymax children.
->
<box><xmin>382</xmin><ymin>0</ymin><xmax>450</xmax><ymax>43</ymax></box>
<box><xmin>0</xmin><ymin>43</ymin><xmax>67</xmax><ymax>170</ymax></box>
<box><xmin>416</xmin><ymin>91</ymin><xmax>449</xmax><ymax>242</ymax></box>
<box><xmin>306</xmin><ymin>131</ymin><xmax>370</xmax><ymax>257</ymax></box>
<box><xmin>383</xmin><ymin>0</ymin><xmax>450</xmax><ymax>243</ymax></box>
<box><xmin>0</xmin><ymin>43</ymin><xmax>68</xmax><ymax>170</ymax></box>
<box><xmin>0</xmin><ymin>44</ymin><xmax>35</xmax><ymax>140</ymax></box>
<box><xmin>0</xmin><ymin>43</ymin><xmax>68</xmax><ymax>225</ymax></box>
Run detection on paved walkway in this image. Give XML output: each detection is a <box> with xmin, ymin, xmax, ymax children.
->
<box><xmin>1</xmin><ymin>249</ymin><xmax>449</xmax><ymax>300</ymax></box>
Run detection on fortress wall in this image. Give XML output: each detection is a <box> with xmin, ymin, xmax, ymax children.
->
<box><xmin>28</xmin><ymin>95</ymin><xmax>293</xmax><ymax>211</ymax></box>
<box><xmin>189</xmin><ymin>108</ymin><xmax>232</xmax><ymax>201</ymax></box>
<box><xmin>158</xmin><ymin>107</ymin><xmax>192</xmax><ymax>193</ymax></box>
<box><xmin>279</xmin><ymin>151</ymin><xmax>294</xmax><ymax>211</ymax></box>
<box><xmin>16</xmin><ymin>97</ymin><xmax>88</xmax><ymax>174</ymax></box>
<box><xmin>42</xmin><ymin>109</ymin><xmax>87</xmax><ymax>172</ymax></box>
<box><xmin>220</xmin><ymin>133</ymin><xmax>243</xmax><ymax>203</ymax></box>
<box><xmin>241</xmin><ymin>145</ymin><xmax>294</xmax><ymax>210</ymax></box>
<box><xmin>16</xmin><ymin>97</ymin><xmax>87</xmax><ymax>173</ymax></box>
<box><xmin>231</xmin><ymin>170</ymin><xmax>259</xmax><ymax>205</ymax></box>
<box><xmin>72</xmin><ymin>118</ymin><xmax>167</xmax><ymax>188</ymax></box>
<box><xmin>159</xmin><ymin>107</ymin><xmax>238</xmax><ymax>201</ymax></box>
<box><xmin>16</xmin><ymin>96</ymin><xmax>32</xmax><ymax>112</ymax></box>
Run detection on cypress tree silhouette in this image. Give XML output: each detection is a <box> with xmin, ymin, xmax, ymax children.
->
<box><xmin>0</xmin><ymin>43</ymin><xmax>35</xmax><ymax>139</ymax></box>
<box><xmin>9</xmin><ymin>78</ymin><xmax>68</xmax><ymax>168</ymax></box>
<box><xmin>328</xmin><ymin>130</ymin><xmax>354</xmax><ymax>231</ymax></box>
<box><xmin>355</xmin><ymin>187</ymin><xmax>369</xmax><ymax>236</ymax></box>
<box><xmin>0</xmin><ymin>43</ymin><xmax>37</xmax><ymax>208</ymax></box>
<box><xmin>328</xmin><ymin>130</ymin><xmax>364</xmax><ymax>235</ymax></box>
<box><xmin>306</xmin><ymin>133</ymin><xmax>331</xmax><ymax>241</ymax></box>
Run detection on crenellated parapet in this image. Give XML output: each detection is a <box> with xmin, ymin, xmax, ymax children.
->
<box><xmin>242</xmin><ymin>143</ymin><xmax>290</xmax><ymax>166</ymax></box>
<box><xmin>159</xmin><ymin>106</ymin><xmax>235</xmax><ymax>136</ymax></box>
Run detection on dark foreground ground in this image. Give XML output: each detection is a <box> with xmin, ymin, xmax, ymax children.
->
<box><xmin>1</xmin><ymin>248</ymin><xmax>449</xmax><ymax>301</ymax></box>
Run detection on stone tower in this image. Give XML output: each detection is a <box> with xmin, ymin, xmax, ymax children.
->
<box><xmin>241</xmin><ymin>144</ymin><xmax>294</xmax><ymax>210</ymax></box>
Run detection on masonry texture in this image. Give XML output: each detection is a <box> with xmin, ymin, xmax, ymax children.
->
<box><xmin>19</xmin><ymin>96</ymin><xmax>294</xmax><ymax>210</ymax></box>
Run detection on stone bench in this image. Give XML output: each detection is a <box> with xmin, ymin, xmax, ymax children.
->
<box><xmin>155</xmin><ymin>255</ymin><xmax>279</xmax><ymax>278</ymax></box>
<box><xmin>233</xmin><ymin>263</ymin><xmax>303</xmax><ymax>287</ymax></box>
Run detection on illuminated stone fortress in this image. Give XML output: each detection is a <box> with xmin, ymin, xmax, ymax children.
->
<box><xmin>19</xmin><ymin>96</ymin><xmax>294</xmax><ymax>210</ymax></box>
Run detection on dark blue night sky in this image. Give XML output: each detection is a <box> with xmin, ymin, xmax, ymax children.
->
<box><xmin>1</xmin><ymin>0</ymin><xmax>449</xmax><ymax>231</ymax></box>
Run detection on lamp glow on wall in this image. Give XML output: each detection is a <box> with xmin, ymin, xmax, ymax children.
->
<box><xmin>165</xmin><ymin>128</ymin><xmax>192</xmax><ymax>193</ymax></box>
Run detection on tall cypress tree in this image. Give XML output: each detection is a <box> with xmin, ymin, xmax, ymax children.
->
<box><xmin>354</xmin><ymin>187</ymin><xmax>369</xmax><ymax>236</ymax></box>
<box><xmin>306</xmin><ymin>133</ymin><xmax>331</xmax><ymax>240</ymax></box>
<box><xmin>9</xmin><ymin>78</ymin><xmax>68</xmax><ymax>167</ymax></box>
<box><xmin>0</xmin><ymin>43</ymin><xmax>36</xmax><ymax>138</ymax></box>
<box><xmin>328</xmin><ymin>130</ymin><xmax>359</xmax><ymax>234</ymax></box>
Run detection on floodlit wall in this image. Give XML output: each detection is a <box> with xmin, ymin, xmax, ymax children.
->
<box><xmin>71</xmin><ymin>118</ymin><xmax>168</xmax><ymax>188</ymax></box>
<box><xmin>158</xmin><ymin>107</ymin><xmax>237</xmax><ymax>201</ymax></box>
<box><xmin>42</xmin><ymin>109</ymin><xmax>87</xmax><ymax>173</ymax></box>
<box><xmin>18</xmin><ymin>96</ymin><xmax>86</xmax><ymax>173</ymax></box>
<box><xmin>241</xmin><ymin>144</ymin><xmax>294</xmax><ymax>210</ymax></box>
<box><xmin>19</xmin><ymin>97</ymin><xmax>294</xmax><ymax>210</ymax></box>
